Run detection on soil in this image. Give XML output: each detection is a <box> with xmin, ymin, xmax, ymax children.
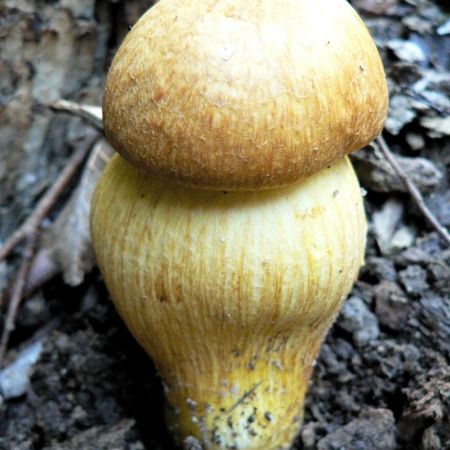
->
<box><xmin>1</xmin><ymin>1</ymin><xmax>450</xmax><ymax>449</ymax></box>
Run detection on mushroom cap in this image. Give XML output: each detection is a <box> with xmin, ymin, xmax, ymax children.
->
<box><xmin>103</xmin><ymin>0</ymin><xmax>388</xmax><ymax>190</ymax></box>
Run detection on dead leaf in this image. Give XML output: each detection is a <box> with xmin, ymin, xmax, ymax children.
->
<box><xmin>42</xmin><ymin>139</ymin><xmax>114</xmax><ymax>286</ymax></box>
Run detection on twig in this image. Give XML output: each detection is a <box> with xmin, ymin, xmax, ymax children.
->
<box><xmin>0</xmin><ymin>136</ymin><xmax>97</xmax><ymax>363</ymax></box>
<box><xmin>376</xmin><ymin>135</ymin><xmax>450</xmax><ymax>246</ymax></box>
<box><xmin>0</xmin><ymin>236</ymin><xmax>37</xmax><ymax>365</ymax></box>
<box><xmin>226</xmin><ymin>381</ymin><xmax>262</xmax><ymax>413</ymax></box>
<box><xmin>50</xmin><ymin>100</ymin><xmax>104</xmax><ymax>132</ymax></box>
<box><xmin>0</xmin><ymin>137</ymin><xmax>96</xmax><ymax>263</ymax></box>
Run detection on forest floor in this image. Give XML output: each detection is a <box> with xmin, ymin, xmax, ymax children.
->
<box><xmin>0</xmin><ymin>0</ymin><xmax>449</xmax><ymax>449</ymax></box>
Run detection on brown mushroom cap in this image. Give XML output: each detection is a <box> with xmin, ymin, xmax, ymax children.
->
<box><xmin>103</xmin><ymin>0</ymin><xmax>388</xmax><ymax>190</ymax></box>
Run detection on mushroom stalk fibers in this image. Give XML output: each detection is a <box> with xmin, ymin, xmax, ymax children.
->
<box><xmin>91</xmin><ymin>155</ymin><xmax>366</xmax><ymax>450</ymax></box>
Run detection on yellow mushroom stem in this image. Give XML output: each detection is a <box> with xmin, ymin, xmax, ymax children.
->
<box><xmin>91</xmin><ymin>154</ymin><xmax>366</xmax><ymax>450</ymax></box>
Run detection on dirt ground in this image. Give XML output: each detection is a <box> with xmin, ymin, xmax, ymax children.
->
<box><xmin>1</xmin><ymin>0</ymin><xmax>450</xmax><ymax>449</ymax></box>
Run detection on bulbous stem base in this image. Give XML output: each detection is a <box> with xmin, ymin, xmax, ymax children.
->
<box><xmin>161</xmin><ymin>335</ymin><xmax>321</xmax><ymax>450</ymax></box>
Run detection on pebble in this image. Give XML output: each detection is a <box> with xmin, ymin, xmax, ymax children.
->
<box><xmin>363</xmin><ymin>257</ymin><xmax>397</xmax><ymax>282</ymax></box>
<box><xmin>372</xmin><ymin>198</ymin><xmax>404</xmax><ymax>255</ymax></box>
<box><xmin>301</xmin><ymin>422</ymin><xmax>317</xmax><ymax>450</ymax></box>
<box><xmin>374</xmin><ymin>281</ymin><xmax>409</xmax><ymax>331</ymax></box>
<box><xmin>399</xmin><ymin>265</ymin><xmax>429</xmax><ymax>295</ymax></box>
<box><xmin>437</xmin><ymin>19</ymin><xmax>450</xmax><ymax>35</ymax></box>
<box><xmin>384</xmin><ymin>95</ymin><xmax>416</xmax><ymax>135</ymax></box>
<box><xmin>20</xmin><ymin>295</ymin><xmax>48</xmax><ymax>328</ymax></box>
<box><xmin>337</xmin><ymin>297</ymin><xmax>380</xmax><ymax>347</ymax></box>
<box><xmin>405</xmin><ymin>132</ymin><xmax>425</xmax><ymax>151</ymax></box>
<box><xmin>387</xmin><ymin>39</ymin><xmax>427</xmax><ymax>63</ymax></box>
<box><xmin>390</xmin><ymin>225</ymin><xmax>416</xmax><ymax>251</ymax></box>
<box><xmin>0</xmin><ymin>340</ymin><xmax>44</xmax><ymax>399</ymax></box>
<box><xmin>420</xmin><ymin>115</ymin><xmax>450</xmax><ymax>138</ymax></box>
<box><xmin>184</xmin><ymin>437</ymin><xmax>203</xmax><ymax>450</ymax></box>
<box><xmin>394</xmin><ymin>247</ymin><xmax>432</xmax><ymax>266</ymax></box>
<box><xmin>427</xmin><ymin>190</ymin><xmax>450</xmax><ymax>227</ymax></box>
<box><xmin>317</xmin><ymin>409</ymin><xmax>396</xmax><ymax>450</ymax></box>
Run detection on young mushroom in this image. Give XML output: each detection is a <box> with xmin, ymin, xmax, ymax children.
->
<box><xmin>91</xmin><ymin>0</ymin><xmax>388</xmax><ymax>449</ymax></box>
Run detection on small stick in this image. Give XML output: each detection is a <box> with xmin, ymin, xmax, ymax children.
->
<box><xmin>49</xmin><ymin>100</ymin><xmax>103</xmax><ymax>133</ymax></box>
<box><xmin>0</xmin><ymin>235</ymin><xmax>37</xmax><ymax>365</ymax></box>
<box><xmin>0</xmin><ymin>137</ymin><xmax>96</xmax><ymax>263</ymax></box>
<box><xmin>226</xmin><ymin>381</ymin><xmax>262</xmax><ymax>413</ymax></box>
<box><xmin>50</xmin><ymin>100</ymin><xmax>104</xmax><ymax>132</ymax></box>
<box><xmin>376</xmin><ymin>135</ymin><xmax>450</xmax><ymax>246</ymax></box>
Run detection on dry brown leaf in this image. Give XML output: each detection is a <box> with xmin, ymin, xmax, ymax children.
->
<box><xmin>43</xmin><ymin>139</ymin><xmax>114</xmax><ymax>286</ymax></box>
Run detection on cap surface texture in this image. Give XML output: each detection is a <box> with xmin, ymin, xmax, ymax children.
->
<box><xmin>103</xmin><ymin>0</ymin><xmax>388</xmax><ymax>190</ymax></box>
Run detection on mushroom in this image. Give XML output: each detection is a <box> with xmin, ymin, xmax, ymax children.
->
<box><xmin>91</xmin><ymin>0</ymin><xmax>388</xmax><ymax>449</ymax></box>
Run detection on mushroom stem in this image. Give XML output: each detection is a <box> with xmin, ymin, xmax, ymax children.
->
<box><xmin>91</xmin><ymin>155</ymin><xmax>367</xmax><ymax>450</ymax></box>
<box><xmin>162</xmin><ymin>332</ymin><xmax>321</xmax><ymax>450</ymax></box>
